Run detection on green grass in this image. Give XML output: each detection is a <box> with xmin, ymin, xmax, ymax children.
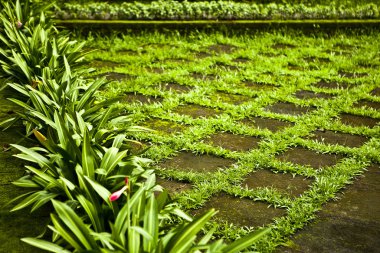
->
<box><xmin>80</xmin><ymin>28</ymin><xmax>380</xmax><ymax>252</ymax></box>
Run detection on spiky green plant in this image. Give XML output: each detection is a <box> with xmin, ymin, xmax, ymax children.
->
<box><xmin>0</xmin><ymin>0</ymin><xmax>89</xmax><ymax>89</ymax></box>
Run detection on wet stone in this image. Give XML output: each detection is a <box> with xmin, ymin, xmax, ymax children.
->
<box><xmin>271</xmin><ymin>43</ymin><xmax>296</xmax><ymax>49</ymax></box>
<box><xmin>243</xmin><ymin>170</ymin><xmax>312</xmax><ymax>197</ymax></box>
<box><xmin>156</xmin><ymin>177</ymin><xmax>192</xmax><ymax>195</ymax></box>
<box><xmin>334</xmin><ymin>43</ymin><xmax>356</xmax><ymax>50</ymax></box>
<box><xmin>353</xmin><ymin>100</ymin><xmax>380</xmax><ymax>111</ymax></box>
<box><xmin>260</xmin><ymin>52</ymin><xmax>280</xmax><ymax>57</ymax></box>
<box><xmin>144</xmin><ymin>119</ymin><xmax>186</xmax><ymax>135</ymax></box>
<box><xmin>242</xmin><ymin>117</ymin><xmax>294</xmax><ymax>132</ymax></box>
<box><xmin>370</xmin><ymin>87</ymin><xmax>380</xmax><ymax>96</ymax></box>
<box><xmin>212</xmin><ymin>92</ymin><xmax>252</xmax><ymax>105</ymax></box>
<box><xmin>123</xmin><ymin>93</ymin><xmax>163</xmax><ymax>104</ymax></box>
<box><xmin>94</xmin><ymin>72</ymin><xmax>133</xmax><ymax>81</ymax></box>
<box><xmin>160</xmin><ymin>82</ymin><xmax>192</xmax><ymax>93</ymax></box>
<box><xmin>338</xmin><ymin>113</ymin><xmax>380</xmax><ymax>128</ymax></box>
<box><xmin>88</xmin><ymin>60</ymin><xmax>121</xmax><ymax>69</ymax></box>
<box><xmin>314</xmin><ymin>80</ymin><xmax>349</xmax><ymax>89</ymax></box>
<box><xmin>295</xmin><ymin>90</ymin><xmax>334</xmax><ymax>100</ymax></box>
<box><xmin>194</xmin><ymin>51</ymin><xmax>212</xmax><ymax>59</ymax></box>
<box><xmin>190</xmin><ymin>72</ymin><xmax>216</xmax><ymax>81</ymax></box>
<box><xmin>243</xmin><ymin>81</ymin><xmax>276</xmax><ymax>91</ymax></box>
<box><xmin>265</xmin><ymin>102</ymin><xmax>315</xmax><ymax>116</ymax></box>
<box><xmin>287</xmin><ymin>64</ymin><xmax>304</xmax><ymax>71</ymax></box>
<box><xmin>338</xmin><ymin>71</ymin><xmax>368</xmax><ymax>78</ymax></box>
<box><xmin>147</xmin><ymin>67</ymin><xmax>165</xmax><ymax>74</ymax></box>
<box><xmin>126</xmin><ymin>140</ymin><xmax>151</xmax><ymax>155</ymax></box>
<box><xmin>158</xmin><ymin>151</ymin><xmax>234</xmax><ymax>173</ymax></box>
<box><xmin>277</xmin><ymin>147</ymin><xmax>343</xmax><ymax>169</ymax></box>
<box><xmin>116</xmin><ymin>49</ymin><xmax>138</xmax><ymax>56</ymax></box>
<box><xmin>309</xmin><ymin>130</ymin><xmax>368</xmax><ymax>148</ymax></box>
<box><xmin>166</xmin><ymin>57</ymin><xmax>191</xmax><ymax>62</ymax></box>
<box><xmin>279</xmin><ymin>165</ymin><xmax>380</xmax><ymax>253</ymax></box>
<box><xmin>214</xmin><ymin>63</ymin><xmax>240</xmax><ymax>71</ymax></box>
<box><xmin>303</xmin><ymin>57</ymin><xmax>331</xmax><ymax>63</ymax></box>
<box><xmin>205</xmin><ymin>132</ymin><xmax>261</xmax><ymax>152</ymax></box>
<box><xmin>207</xmin><ymin>44</ymin><xmax>238</xmax><ymax>54</ymax></box>
<box><xmin>233</xmin><ymin>57</ymin><xmax>250</xmax><ymax>63</ymax></box>
<box><xmin>193</xmin><ymin>193</ymin><xmax>286</xmax><ymax>227</ymax></box>
<box><xmin>174</xmin><ymin>104</ymin><xmax>221</xmax><ymax>118</ymax></box>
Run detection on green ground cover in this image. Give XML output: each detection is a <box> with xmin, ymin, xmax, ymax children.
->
<box><xmin>82</xmin><ymin>29</ymin><xmax>380</xmax><ymax>252</ymax></box>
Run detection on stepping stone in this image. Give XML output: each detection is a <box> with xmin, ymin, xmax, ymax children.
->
<box><xmin>314</xmin><ymin>80</ymin><xmax>350</xmax><ymax>89</ymax></box>
<box><xmin>353</xmin><ymin>100</ymin><xmax>380</xmax><ymax>111</ymax></box>
<box><xmin>174</xmin><ymin>104</ymin><xmax>221</xmax><ymax>118</ymax></box>
<box><xmin>190</xmin><ymin>72</ymin><xmax>215</xmax><ymax>81</ymax></box>
<box><xmin>265</xmin><ymin>102</ymin><xmax>315</xmax><ymax>116</ymax></box>
<box><xmin>278</xmin><ymin>165</ymin><xmax>380</xmax><ymax>253</ymax></box>
<box><xmin>303</xmin><ymin>57</ymin><xmax>331</xmax><ymax>63</ymax></box>
<box><xmin>165</xmin><ymin>58</ymin><xmax>192</xmax><ymax>64</ymax></box>
<box><xmin>89</xmin><ymin>60</ymin><xmax>121</xmax><ymax>68</ymax></box>
<box><xmin>370</xmin><ymin>87</ymin><xmax>380</xmax><ymax>96</ymax></box>
<box><xmin>94</xmin><ymin>72</ymin><xmax>133</xmax><ymax>81</ymax></box>
<box><xmin>205</xmin><ymin>132</ymin><xmax>261</xmax><ymax>152</ymax></box>
<box><xmin>157</xmin><ymin>151</ymin><xmax>234</xmax><ymax>173</ymax></box>
<box><xmin>212</xmin><ymin>92</ymin><xmax>252</xmax><ymax>105</ymax></box>
<box><xmin>147</xmin><ymin>67</ymin><xmax>165</xmax><ymax>74</ymax></box>
<box><xmin>295</xmin><ymin>90</ymin><xmax>334</xmax><ymax>100</ymax></box>
<box><xmin>160</xmin><ymin>82</ymin><xmax>192</xmax><ymax>93</ymax></box>
<box><xmin>242</xmin><ymin>117</ymin><xmax>294</xmax><ymax>132</ymax></box>
<box><xmin>116</xmin><ymin>49</ymin><xmax>138</xmax><ymax>56</ymax></box>
<box><xmin>126</xmin><ymin>140</ymin><xmax>150</xmax><ymax>155</ymax></box>
<box><xmin>242</xmin><ymin>170</ymin><xmax>312</xmax><ymax>197</ymax></box>
<box><xmin>123</xmin><ymin>93</ymin><xmax>163</xmax><ymax>104</ymax></box>
<box><xmin>260</xmin><ymin>52</ymin><xmax>280</xmax><ymax>57</ymax></box>
<box><xmin>243</xmin><ymin>81</ymin><xmax>276</xmax><ymax>91</ymax></box>
<box><xmin>213</xmin><ymin>63</ymin><xmax>239</xmax><ymax>71</ymax></box>
<box><xmin>233</xmin><ymin>57</ymin><xmax>250</xmax><ymax>63</ymax></box>
<box><xmin>277</xmin><ymin>147</ymin><xmax>343</xmax><ymax>169</ymax></box>
<box><xmin>334</xmin><ymin>43</ymin><xmax>356</xmax><ymax>50</ymax></box>
<box><xmin>156</xmin><ymin>177</ymin><xmax>191</xmax><ymax>195</ymax></box>
<box><xmin>207</xmin><ymin>44</ymin><xmax>238</xmax><ymax>54</ymax></box>
<box><xmin>192</xmin><ymin>193</ymin><xmax>286</xmax><ymax>227</ymax></box>
<box><xmin>338</xmin><ymin>71</ymin><xmax>368</xmax><ymax>78</ymax></box>
<box><xmin>144</xmin><ymin>119</ymin><xmax>186</xmax><ymax>135</ymax></box>
<box><xmin>271</xmin><ymin>43</ymin><xmax>296</xmax><ymax>49</ymax></box>
<box><xmin>309</xmin><ymin>130</ymin><xmax>368</xmax><ymax>148</ymax></box>
<box><xmin>194</xmin><ymin>51</ymin><xmax>212</xmax><ymax>59</ymax></box>
<box><xmin>287</xmin><ymin>64</ymin><xmax>304</xmax><ymax>71</ymax></box>
<box><xmin>338</xmin><ymin>113</ymin><xmax>380</xmax><ymax>128</ymax></box>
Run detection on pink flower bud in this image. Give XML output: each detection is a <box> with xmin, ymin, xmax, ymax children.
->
<box><xmin>124</xmin><ymin>176</ymin><xmax>129</xmax><ymax>185</ymax></box>
<box><xmin>16</xmin><ymin>20</ymin><xmax>22</xmax><ymax>29</ymax></box>
<box><xmin>109</xmin><ymin>185</ymin><xmax>128</xmax><ymax>202</ymax></box>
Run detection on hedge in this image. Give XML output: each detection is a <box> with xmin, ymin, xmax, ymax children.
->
<box><xmin>55</xmin><ymin>1</ymin><xmax>380</xmax><ymax>20</ymax></box>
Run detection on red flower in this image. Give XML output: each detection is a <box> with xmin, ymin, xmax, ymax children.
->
<box><xmin>109</xmin><ymin>177</ymin><xmax>129</xmax><ymax>202</ymax></box>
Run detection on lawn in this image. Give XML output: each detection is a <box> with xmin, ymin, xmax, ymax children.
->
<box><xmin>78</xmin><ymin>28</ymin><xmax>380</xmax><ymax>252</ymax></box>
